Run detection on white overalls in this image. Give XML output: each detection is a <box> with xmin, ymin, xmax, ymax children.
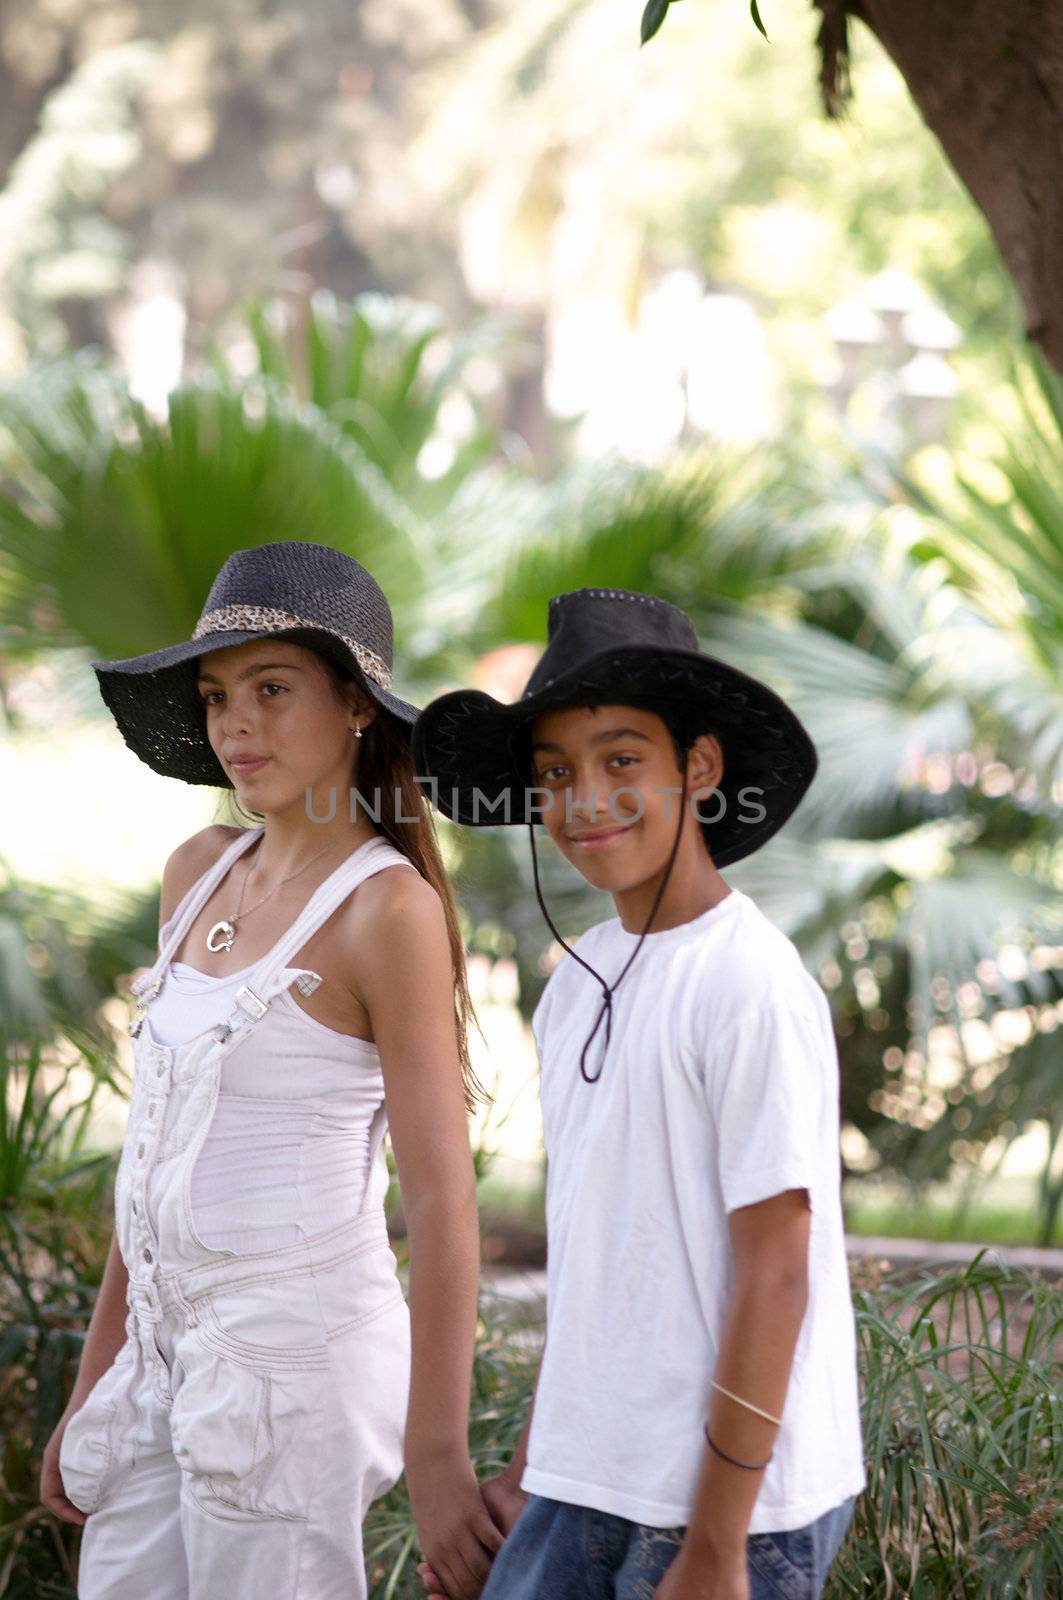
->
<box><xmin>61</xmin><ymin>829</ymin><xmax>414</xmax><ymax>1599</ymax></box>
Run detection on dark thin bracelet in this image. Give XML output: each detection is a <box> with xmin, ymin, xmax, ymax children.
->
<box><xmin>703</xmin><ymin>1423</ymin><xmax>773</xmax><ymax>1471</ymax></box>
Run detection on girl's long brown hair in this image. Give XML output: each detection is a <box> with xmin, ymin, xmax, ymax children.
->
<box><xmin>231</xmin><ymin>649</ymin><xmax>490</xmax><ymax>1114</ymax></box>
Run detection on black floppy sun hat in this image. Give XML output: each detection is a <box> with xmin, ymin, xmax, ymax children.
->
<box><xmin>412</xmin><ymin>587</ymin><xmax>818</xmax><ymax>868</ymax></box>
<box><xmin>92</xmin><ymin>540</ymin><xmax>421</xmax><ymax>786</ymax></box>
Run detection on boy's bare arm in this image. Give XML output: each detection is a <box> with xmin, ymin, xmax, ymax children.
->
<box><xmin>663</xmin><ymin>1189</ymin><xmax>811</xmax><ymax>1588</ymax></box>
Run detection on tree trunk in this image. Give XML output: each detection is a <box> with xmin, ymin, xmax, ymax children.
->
<box><xmin>837</xmin><ymin>2</ymin><xmax>1063</xmax><ymax>372</ymax></box>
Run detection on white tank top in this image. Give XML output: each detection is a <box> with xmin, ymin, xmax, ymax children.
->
<box><xmin>146</xmin><ymin>829</ymin><xmax>418</xmax><ymax>1253</ymax></box>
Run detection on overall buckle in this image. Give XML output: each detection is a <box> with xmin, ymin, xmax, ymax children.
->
<box><xmin>235</xmin><ymin>985</ymin><xmax>268</xmax><ymax>1020</ymax></box>
<box><xmin>214</xmin><ymin>984</ymin><xmax>269</xmax><ymax>1042</ymax></box>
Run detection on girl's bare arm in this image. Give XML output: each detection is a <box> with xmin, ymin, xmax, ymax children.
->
<box><xmin>39</xmin><ymin>1233</ymin><xmax>132</xmax><ymax>1524</ymax></box>
<box><xmin>354</xmin><ymin>868</ymin><xmax>502</xmax><ymax>1600</ymax></box>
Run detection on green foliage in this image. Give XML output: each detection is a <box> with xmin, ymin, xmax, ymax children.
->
<box><xmin>845</xmin><ymin>1187</ymin><xmax>1063</xmax><ymax>1249</ymax></box>
<box><xmin>902</xmin><ymin>344</ymin><xmax>1063</xmax><ymax>787</ymax></box>
<box><xmin>365</xmin><ymin>1294</ymin><xmax>544</xmax><ymax>1596</ymax></box>
<box><xmin>642</xmin><ymin>0</ymin><xmax>772</xmax><ymax>50</ymax></box>
<box><xmin>0</xmin><ymin>1033</ymin><xmax>1058</xmax><ymax>1596</ymax></box>
<box><xmin>841</xmin><ymin>1252</ymin><xmax>1062</xmax><ymax>1597</ymax></box>
<box><xmin>0</xmin><ymin>41</ymin><xmax>159</xmax><ymax>355</ymax></box>
<box><xmin>0</xmin><ymin>1028</ymin><xmax>118</xmax><ymax>1597</ymax></box>
<box><xmin>466</xmin><ymin>429</ymin><xmax>1062</xmax><ymax>1224</ymax></box>
<box><xmin>1</xmin><ymin>286</ymin><xmax>1060</xmax><ymax>1260</ymax></box>
<box><xmin>640</xmin><ymin>0</ymin><xmax>673</xmax><ymax>48</ymax></box>
<box><xmin>0</xmin><ymin>867</ymin><xmax>158</xmax><ymax>1039</ymax></box>
<box><xmin>237</xmin><ymin>291</ymin><xmax>512</xmax><ymax>517</ymax></box>
<box><xmin>359</xmin><ymin>1255</ymin><xmax>1063</xmax><ymax>1598</ymax></box>
<box><xmin>0</xmin><ymin>353</ymin><xmax>426</xmax><ymax>660</ymax></box>
<box><xmin>424</xmin><ymin>0</ymin><xmax>1016</xmax><ymax>385</ymax></box>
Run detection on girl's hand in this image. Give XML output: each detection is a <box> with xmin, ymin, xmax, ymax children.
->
<box><xmin>406</xmin><ymin>1455</ymin><xmax>505</xmax><ymax>1600</ymax></box>
<box><xmin>416</xmin><ymin>1472</ymin><xmax>526</xmax><ymax>1598</ymax></box>
<box><xmin>652</xmin><ymin>1546</ymin><xmax>750</xmax><ymax>1600</ymax></box>
<box><xmin>39</xmin><ymin>1415</ymin><xmax>87</xmax><ymax>1526</ymax></box>
<box><xmin>415</xmin><ymin>1557</ymin><xmax>455</xmax><ymax>1600</ymax></box>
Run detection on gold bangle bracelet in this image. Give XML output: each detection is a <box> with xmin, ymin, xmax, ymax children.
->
<box><xmin>710</xmin><ymin>1380</ymin><xmax>783</xmax><ymax>1428</ymax></box>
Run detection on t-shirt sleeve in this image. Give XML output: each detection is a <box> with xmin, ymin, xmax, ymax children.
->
<box><xmin>706</xmin><ymin>999</ymin><xmax>835</xmax><ymax>1214</ymax></box>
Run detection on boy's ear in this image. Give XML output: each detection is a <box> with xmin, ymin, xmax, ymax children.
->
<box><xmin>687</xmin><ymin>732</ymin><xmax>724</xmax><ymax>790</ymax></box>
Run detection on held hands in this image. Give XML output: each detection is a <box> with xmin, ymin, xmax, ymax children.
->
<box><xmin>39</xmin><ymin>1414</ymin><xmax>87</xmax><ymax>1526</ymax></box>
<box><xmin>405</xmin><ymin>1455</ymin><xmax>510</xmax><ymax>1600</ymax></box>
<box><xmin>416</xmin><ymin>1472</ymin><xmax>528</xmax><ymax>1600</ymax></box>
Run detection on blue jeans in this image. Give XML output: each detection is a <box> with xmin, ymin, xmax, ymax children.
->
<box><xmin>479</xmin><ymin>1492</ymin><xmax>857</xmax><ymax>1600</ymax></box>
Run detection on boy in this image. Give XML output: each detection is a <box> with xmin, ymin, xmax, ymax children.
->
<box><xmin>411</xmin><ymin>588</ymin><xmax>865</xmax><ymax>1599</ymax></box>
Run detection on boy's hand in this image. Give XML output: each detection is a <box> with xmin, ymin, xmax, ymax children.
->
<box><xmin>406</xmin><ymin>1456</ymin><xmax>505</xmax><ymax>1600</ymax></box>
<box><xmin>416</xmin><ymin>1471</ymin><xmax>528</xmax><ymax>1598</ymax></box>
<box><xmin>480</xmin><ymin>1473</ymin><xmax>528</xmax><ymax>1537</ymax></box>
<box><xmin>652</xmin><ymin>1546</ymin><xmax>750</xmax><ymax>1600</ymax></box>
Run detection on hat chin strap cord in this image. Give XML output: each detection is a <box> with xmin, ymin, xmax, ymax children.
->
<box><xmin>528</xmin><ymin>756</ymin><xmax>691</xmax><ymax>1084</ymax></box>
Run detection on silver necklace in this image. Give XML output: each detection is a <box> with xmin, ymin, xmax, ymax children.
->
<box><xmin>205</xmin><ymin>838</ymin><xmax>342</xmax><ymax>954</ymax></box>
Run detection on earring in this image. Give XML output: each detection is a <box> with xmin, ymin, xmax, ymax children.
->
<box><xmin>354</xmin><ymin>723</ymin><xmax>363</xmax><ymax>739</ymax></box>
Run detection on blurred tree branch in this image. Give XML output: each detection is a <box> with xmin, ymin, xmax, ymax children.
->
<box><xmin>638</xmin><ymin>1</ymin><xmax>1063</xmax><ymax>376</ymax></box>
<box><xmin>817</xmin><ymin>2</ymin><xmax>1063</xmax><ymax>377</ymax></box>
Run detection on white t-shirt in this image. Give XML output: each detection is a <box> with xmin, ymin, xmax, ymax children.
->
<box><xmin>520</xmin><ymin>885</ymin><xmax>866</xmax><ymax>1533</ymax></box>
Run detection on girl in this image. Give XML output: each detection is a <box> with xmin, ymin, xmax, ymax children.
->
<box><xmin>39</xmin><ymin>540</ymin><xmax>505</xmax><ymax>1600</ymax></box>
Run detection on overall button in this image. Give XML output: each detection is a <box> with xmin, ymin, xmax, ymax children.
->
<box><xmin>143</xmin><ymin>1248</ymin><xmax>153</xmax><ymax>1263</ymax></box>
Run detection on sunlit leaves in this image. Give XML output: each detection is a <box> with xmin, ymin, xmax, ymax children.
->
<box><xmin>640</xmin><ymin>0</ymin><xmax>672</xmax><ymax>47</ymax></box>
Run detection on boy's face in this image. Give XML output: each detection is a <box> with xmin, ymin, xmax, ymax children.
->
<box><xmin>528</xmin><ymin>703</ymin><xmax>723</xmax><ymax>890</ymax></box>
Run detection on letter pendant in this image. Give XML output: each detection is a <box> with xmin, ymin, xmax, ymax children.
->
<box><xmin>206</xmin><ymin>919</ymin><xmax>235</xmax><ymax>953</ymax></box>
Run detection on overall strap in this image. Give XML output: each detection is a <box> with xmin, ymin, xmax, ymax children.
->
<box><xmin>133</xmin><ymin>828</ymin><xmax>263</xmax><ymax>997</ymax></box>
<box><xmin>242</xmin><ymin>835</ymin><xmax>418</xmax><ymax>1003</ymax></box>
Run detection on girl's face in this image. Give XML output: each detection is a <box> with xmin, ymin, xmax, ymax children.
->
<box><xmin>195</xmin><ymin>639</ymin><xmax>368</xmax><ymax>813</ymax></box>
<box><xmin>528</xmin><ymin>703</ymin><xmax>722</xmax><ymax>891</ymax></box>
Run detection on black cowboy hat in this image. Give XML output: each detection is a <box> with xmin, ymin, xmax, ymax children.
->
<box><xmin>412</xmin><ymin>586</ymin><xmax>817</xmax><ymax>868</ymax></box>
<box><xmin>92</xmin><ymin>540</ymin><xmax>420</xmax><ymax>785</ymax></box>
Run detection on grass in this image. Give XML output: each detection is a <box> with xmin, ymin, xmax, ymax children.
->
<box><xmin>451</xmin><ymin>1173</ymin><xmax>1063</xmax><ymax>1254</ymax></box>
<box><xmin>4</xmin><ymin>1036</ymin><xmax>1060</xmax><ymax>1598</ymax></box>
<box><xmin>361</xmin><ymin>1254</ymin><xmax>1063</xmax><ymax>1599</ymax></box>
<box><xmin>844</xmin><ymin>1178</ymin><xmax>1063</xmax><ymax>1251</ymax></box>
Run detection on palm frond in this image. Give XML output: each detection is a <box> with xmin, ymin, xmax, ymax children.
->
<box><xmin>894</xmin><ymin>349</ymin><xmax>1063</xmax><ymax>787</ymax></box>
<box><xmin>239</xmin><ymin>290</ymin><xmax>512</xmax><ymax>514</ymax></box>
<box><xmin>479</xmin><ymin>448</ymin><xmax>845</xmax><ymax>647</ymax></box>
<box><xmin>704</xmin><ymin>607</ymin><xmax>974</xmax><ymax>838</ymax></box>
<box><xmin>0</xmin><ymin>361</ymin><xmax>427</xmax><ymax>659</ymax></box>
